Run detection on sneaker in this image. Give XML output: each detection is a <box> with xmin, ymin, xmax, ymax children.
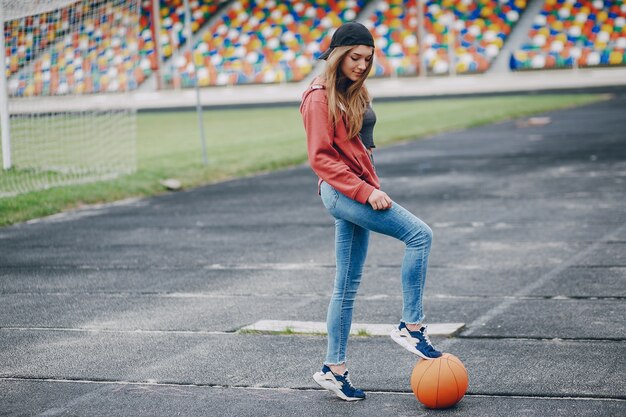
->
<box><xmin>313</xmin><ymin>365</ymin><xmax>366</xmax><ymax>401</ymax></box>
<box><xmin>390</xmin><ymin>322</ymin><xmax>442</xmax><ymax>360</ymax></box>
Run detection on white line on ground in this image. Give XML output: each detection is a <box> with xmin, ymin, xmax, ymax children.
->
<box><xmin>239</xmin><ymin>320</ymin><xmax>465</xmax><ymax>336</ymax></box>
<box><xmin>0</xmin><ymin>327</ymin><xmax>232</xmax><ymax>335</ymax></box>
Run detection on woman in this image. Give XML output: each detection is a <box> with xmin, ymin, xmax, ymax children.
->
<box><xmin>300</xmin><ymin>22</ymin><xmax>442</xmax><ymax>402</ymax></box>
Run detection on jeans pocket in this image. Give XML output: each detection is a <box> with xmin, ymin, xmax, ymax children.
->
<box><xmin>320</xmin><ymin>182</ymin><xmax>339</xmax><ymax>210</ymax></box>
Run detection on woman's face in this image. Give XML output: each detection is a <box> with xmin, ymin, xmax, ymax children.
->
<box><xmin>340</xmin><ymin>45</ymin><xmax>374</xmax><ymax>82</ymax></box>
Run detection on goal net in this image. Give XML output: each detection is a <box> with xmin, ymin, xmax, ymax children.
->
<box><xmin>0</xmin><ymin>0</ymin><xmax>138</xmax><ymax>198</ymax></box>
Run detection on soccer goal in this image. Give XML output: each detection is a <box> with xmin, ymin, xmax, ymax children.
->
<box><xmin>0</xmin><ymin>0</ymin><xmax>139</xmax><ymax>198</ymax></box>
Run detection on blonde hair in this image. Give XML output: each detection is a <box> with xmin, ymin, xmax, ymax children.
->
<box><xmin>322</xmin><ymin>45</ymin><xmax>373</xmax><ymax>140</ymax></box>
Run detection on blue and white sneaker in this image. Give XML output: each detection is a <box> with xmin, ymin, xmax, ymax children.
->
<box><xmin>313</xmin><ymin>365</ymin><xmax>366</xmax><ymax>401</ymax></box>
<box><xmin>390</xmin><ymin>322</ymin><xmax>442</xmax><ymax>360</ymax></box>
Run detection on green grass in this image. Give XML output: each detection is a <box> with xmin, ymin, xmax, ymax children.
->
<box><xmin>0</xmin><ymin>93</ymin><xmax>608</xmax><ymax>226</ymax></box>
<box><xmin>282</xmin><ymin>326</ymin><xmax>295</xmax><ymax>335</ymax></box>
<box><xmin>355</xmin><ymin>328</ymin><xmax>371</xmax><ymax>337</ymax></box>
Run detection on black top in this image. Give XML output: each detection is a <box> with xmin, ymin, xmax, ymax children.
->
<box><xmin>359</xmin><ymin>104</ymin><xmax>376</xmax><ymax>149</ymax></box>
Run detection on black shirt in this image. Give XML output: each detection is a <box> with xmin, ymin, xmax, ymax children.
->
<box><xmin>360</xmin><ymin>104</ymin><xmax>376</xmax><ymax>149</ymax></box>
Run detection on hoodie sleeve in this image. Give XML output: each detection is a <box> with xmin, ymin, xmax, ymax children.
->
<box><xmin>301</xmin><ymin>90</ymin><xmax>376</xmax><ymax>204</ymax></box>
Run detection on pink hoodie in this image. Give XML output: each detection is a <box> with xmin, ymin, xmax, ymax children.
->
<box><xmin>300</xmin><ymin>78</ymin><xmax>380</xmax><ymax>204</ymax></box>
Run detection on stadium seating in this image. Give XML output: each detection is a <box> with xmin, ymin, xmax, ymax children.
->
<box><xmin>5</xmin><ymin>0</ymin><xmax>624</xmax><ymax>96</ymax></box>
<box><xmin>365</xmin><ymin>0</ymin><xmax>527</xmax><ymax>77</ymax></box>
<box><xmin>7</xmin><ymin>2</ymin><xmax>145</xmax><ymax>96</ymax></box>
<box><xmin>6</xmin><ymin>0</ymin><xmax>227</xmax><ymax>96</ymax></box>
<box><xmin>511</xmin><ymin>0</ymin><xmax>626</xmax><ymax>70</ymax></box>
<box><xmin>169</xmin><ymin>0</ymin><xmax>368</xmax><ymax>87</ymax></box>
<box><xmin>3</xmin><ymin>3</ymin><xmax>76</xmax><ymax>78</ymax></box>
<box><xmin>138</xmin><ymin>0</ymin><xmax>228</xmax><ymax>80</ymax></box>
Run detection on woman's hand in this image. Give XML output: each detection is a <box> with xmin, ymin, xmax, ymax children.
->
<box><xmin>368</xmin><ymin>189</ymin><xmax>392</xmax><ymax>210</ymax></box>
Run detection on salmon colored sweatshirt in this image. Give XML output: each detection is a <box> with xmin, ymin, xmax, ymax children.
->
<box><xmin>300</xmin><ymin>78</ymin><xmax>380</xmax><ymax>204</ymax></box>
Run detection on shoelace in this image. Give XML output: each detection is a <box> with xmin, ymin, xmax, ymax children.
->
<box><xmin>338</xmin><ymin>372</ymin><xmax>358</xmax><ymax>393</ymax></box>
<box><xmin>422</xmin><ymin>329</ymin><xmax>434</xmax><ymax>347</ymax></box>
<box><xmin>410</xmin><ymin>327</ymin><xmax>436</xmax><ymax>351</ymax></box>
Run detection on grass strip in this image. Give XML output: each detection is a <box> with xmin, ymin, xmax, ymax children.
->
<box><xmin>0</xmin><ymin>93</ymin><xmax>608</xmax><ymax>226</ymax></box>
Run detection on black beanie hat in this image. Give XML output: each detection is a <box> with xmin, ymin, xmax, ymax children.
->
<box><xmin>318</xmin><ymin>21</ymin><xmax>375</xmax><ymax>60</ymax></box>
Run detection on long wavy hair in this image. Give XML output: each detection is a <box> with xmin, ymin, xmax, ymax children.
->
<box><xmin>322</xmin><ymin>45</ymin><xmax>373</xmax><ymax>140</ymax></box>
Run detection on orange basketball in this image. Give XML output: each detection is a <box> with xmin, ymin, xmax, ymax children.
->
<box><xmin>410</xmin><ymin>353</ymin><xmax>468</xmax><ymax>409</ymax></box>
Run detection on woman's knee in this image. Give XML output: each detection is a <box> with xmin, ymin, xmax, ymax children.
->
<box><xmin>424</xmin><ymin>223</ymin><xmax>433</xmax><ymax>242</ymax></box>
<box><xmin>407</xmin><ymin>221</ymin><xmax>433</xmax><ymax>248</ymax></box>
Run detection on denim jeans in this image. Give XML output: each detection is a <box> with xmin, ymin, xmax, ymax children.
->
<box><xmin>319</xmin><ymin>181</ymin><xmax>433</xmax><ymax>365</ymax></box>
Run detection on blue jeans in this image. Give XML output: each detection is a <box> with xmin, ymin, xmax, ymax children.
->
<box><xmin>319</xmin><ymin>181</ymin><xmax>433</xmax><ymax>365</ymax></box>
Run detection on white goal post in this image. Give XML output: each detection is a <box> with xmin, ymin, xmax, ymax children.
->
<box><xmin>0</xmin><ymin>0</ymin><xmax>138</xmax><ymax>197</ymax></box>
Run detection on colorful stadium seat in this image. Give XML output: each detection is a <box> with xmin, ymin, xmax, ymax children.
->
<box><xmin>511</xmin><ymin>0</ymin><xmax>626</xmax><ymax>70</ymax></box>
<box><xmin>5</xmin><ymin>0</ymin><xmax>623</xmax><ymax>95</ymax></box>
<box><xmin>4</xmin><ymin>3</ymin><xmax>77</xmax><ymax>78</ymax></box>
<box><xmin>365</xmin><ymin>0</ymin><xmax>527</xmax><ymax>76</ymax></box>
<box><xmin>8</xmin><ymin>2</ymin><xmax>143</xmax><ymax>96</ymax></box>
<box><xmin>138</xmin><ymin>0</ymin><xmax>228</xmax><ymax>79</ymax></box>
<box><xmin>170</xmin><ymin>0</ymin><xmax>367</xmax><ymax>87</ymax></box>
<box><xmin>6</xmin><ymin>0</ymin><xmax>227</xmax><ymax>96</ymax></box>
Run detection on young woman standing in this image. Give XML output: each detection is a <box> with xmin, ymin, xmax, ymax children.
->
<box><xmin>300</xmin><ymin>22</ymin><xmax>442</xmax><ymax>402</ymax></box>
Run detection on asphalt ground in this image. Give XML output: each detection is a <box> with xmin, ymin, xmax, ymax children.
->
<box><xmin>1</xmin><ymin>91</ymin><xmax>626</xmax><ymax>416</ymax></box>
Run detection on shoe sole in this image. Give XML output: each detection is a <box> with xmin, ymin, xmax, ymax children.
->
<box><xmin>390</xmin><ymin>329</ymin><xmax>438</xmax><ymax>360</ymax></box>
<box><xmin>313</xmin><ymin>372</ymin><xmax>365</xmax><ymax>402</ymax></box>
